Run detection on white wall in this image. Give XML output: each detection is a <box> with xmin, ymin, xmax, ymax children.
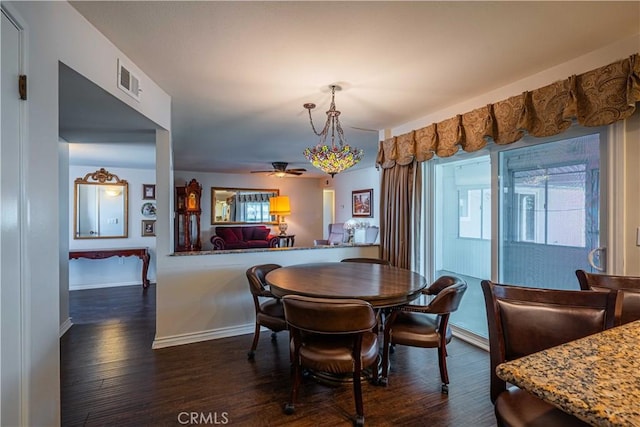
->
<box><xmin>331</xmin><ymin>167</ymin><xmax>381</xmax><ymax>224</ymax></box>
<box><xmin>330</xmin><ymin>166</ymin><xmax>382</xmax><ymax>242</ymax></box>
<box><xmin>174</xmin><ymin>171</ymin><xmax>325</xmax><ymax>248</ymax></box>
<box><xmin>59</xmin><ymin>141</ymin><xmax>71</xmax><ymax>332</ymax></box>
<box><xmin>3</xmin><ymin>2</ymin><xmax>171</xmax><ymax>425</ymax></box>
<box><xmin>68</xmin><ymin>165</ymin><xmax>157</xmax><ymax>290</ymax></box>
<box><xmin>153</xmin><ymin>245</ymin><xmax>379</xmax><ymax>349</ymax></box>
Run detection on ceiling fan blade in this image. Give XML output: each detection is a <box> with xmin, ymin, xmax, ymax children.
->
<box><xmin>252</xmin><ymin>162</ymin><xmax>305</xmax><ymax>176</ymax></box>
<box><xmin>349</xmin><ymin>126</ymin><xmax>378</xmax><ymax>132</ymax></box>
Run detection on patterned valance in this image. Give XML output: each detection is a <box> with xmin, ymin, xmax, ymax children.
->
<box><xmin>377</xmin><ymin>53</ymin><xmax>640</xmax><ymax>169</ymax></box>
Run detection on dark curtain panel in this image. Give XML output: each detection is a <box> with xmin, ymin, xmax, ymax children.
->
<box><xmin>380</xmin><ymin>160</ymin><xmax>421</xmax><ymax>269</ymax></box>
<box><xmin>230</xmin><ymin>196</ymin><xmax>238</xmax><ymax>221</ymax></box>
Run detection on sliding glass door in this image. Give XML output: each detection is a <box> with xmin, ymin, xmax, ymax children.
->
<box><xmin>499</xmin><ymin>134</ymin><xmax>602</xmax><ymax>290</ymax></box>
<box><xmin>430</xmin><ymin>130</ymin><xmax>606</xmax><ymax>338</ymax></box>
<box><xmin>433</xmin><ymin>156</ymin><xmax>491</xmax><ymax>337</ymax></box>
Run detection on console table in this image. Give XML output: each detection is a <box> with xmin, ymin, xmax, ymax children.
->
<box><xmin>69</xmin><ymin>247</ymin><xmax>151</xmax><ymax>289</ymax></box>
<box><xmin>277</xmin><ymin>234</ymin><xmax>295</xmax><ymax>248</ymax></box>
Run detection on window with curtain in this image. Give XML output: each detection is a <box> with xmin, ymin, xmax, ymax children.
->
<box><xmin>428</xmin><ymin>130</ymin><xmax>604</xmax><ymax>339</ymax></box>
<box><xmin>232</xmin><ymin>191</ymin><xmax>276</xmax><ymax>222</ymax></box>
<box><xmin>381</xmin><ymin>54</ymin><xmax>635</xmax><ymax>341</ymax></box>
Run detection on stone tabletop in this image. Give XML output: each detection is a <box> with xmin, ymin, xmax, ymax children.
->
<box><xmin>496</xmin><ymin>320</ymin><xmax>640</xmax><ymax>426</ymax></box>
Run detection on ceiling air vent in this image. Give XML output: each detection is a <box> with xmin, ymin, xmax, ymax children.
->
<box><xmin>117</xmin><ymin>59</ymin><xmax>141</xmax><ymax>101</ymax></box>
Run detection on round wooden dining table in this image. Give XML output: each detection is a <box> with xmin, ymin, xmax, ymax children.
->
<box><xmin>265</xmin><ymin>262</ymin><xmax>428</xmax><ymax>308</ymax></box>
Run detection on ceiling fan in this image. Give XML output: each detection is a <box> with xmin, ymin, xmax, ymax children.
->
<box><xmin>250</xmin><ymin>162</ymin><xmax>307</xmax><ymax>177</ymax></box>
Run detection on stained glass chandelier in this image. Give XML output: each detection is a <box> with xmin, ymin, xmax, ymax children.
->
<box><xmin>302</xmin><ymin>85</ymin><xmax>363</xmax><ymax>177</ymax></box>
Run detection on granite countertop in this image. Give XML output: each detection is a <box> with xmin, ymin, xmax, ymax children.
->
<box><xmin>496</xmin><ymin>320</ymin><xmax>640</xmax><ymax>426</ymax></box>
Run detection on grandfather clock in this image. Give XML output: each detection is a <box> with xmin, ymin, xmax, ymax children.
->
<box><xmin>175</xmin><ymin>179</ymin><xmax>202</xmax><ymax>252</ymax></box>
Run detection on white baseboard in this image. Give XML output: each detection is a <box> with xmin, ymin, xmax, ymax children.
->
<box><xmin>59</xmin><ymin>317</ymin><xmax>73</xmax><ymax>337</ymax></box>
<box><xmin>152</xmin><ymin>324</ymin><xmax>486</xmax><ymax>352</ymax></box>
<box><xmin>452</xmin><ymin>325</ymin><xmax>489</xmax><ymax>352</ymax></box>
<box><xmin>152</xmin><ymin>324</ymin><xmax>256</xmax><ymax>349</ymax></box>
<box><xmin>69</xmin><ymin>281</ymin><xmax>141</xmax><ymax>291</ymax></box>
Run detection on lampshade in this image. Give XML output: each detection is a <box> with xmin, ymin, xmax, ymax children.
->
<box><xmin>302</xmin><ymin>85</ymin><xmax>363</xmax><ymax>177</ymax></box>
<box><xmin>269</xmin><ymin>196</ymin><xmax>291</xmax><ymax>216</ymax></box>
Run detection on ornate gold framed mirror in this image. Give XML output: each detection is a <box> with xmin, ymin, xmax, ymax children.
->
<box><xmin>74</xmin><ymin>168</ymin><xmax>129</xmax><ymax>239</ymax></box>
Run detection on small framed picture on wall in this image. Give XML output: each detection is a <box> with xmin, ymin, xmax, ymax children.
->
<box><xmin>143</xmin><ymin>184</ymin><xmax>156</xmax><ymax>200</ymax></box>
<box><xmin>352</xmin><ymin>188</ymin><xmax>373</xmax><ymax>218</ymax></box>
<box><xmin>142</xmin><ymin>220</ymin><xmax>156</xmax><ymax>237</ymax></box>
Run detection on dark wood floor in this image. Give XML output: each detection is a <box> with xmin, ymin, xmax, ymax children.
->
<box><xmin>61</xmin><ymin>285</ymin><xmax>496</xmax><ymax>426</ymax></box>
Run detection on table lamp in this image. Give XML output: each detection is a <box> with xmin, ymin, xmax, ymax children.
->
<box><xmin>269</xmin><ymin>196</ymin><xmax>291</xmax><ymax>235</ymax></box>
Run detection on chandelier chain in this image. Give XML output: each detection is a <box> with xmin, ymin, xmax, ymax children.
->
<box><xmin>302</xmin><ymin>84</ymin><xmax>363</xmax><ymax>177</ymax></box>
<box><xmin>306</xmin><ymin>108</ymin><xmax>326</xmax><ymax>138</ymax></box>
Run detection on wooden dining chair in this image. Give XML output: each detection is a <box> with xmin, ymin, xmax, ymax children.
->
<box><xmin>481</xmin><ymin>280</ymin><xmax>617</xmax><ymax>427</ymax></box>
<box><xmin>245</xmin><ymin>263</ymin><xmax>287</xmax><ymax>360</ymax></box>
<box><xmin>282</xmin><ymin>295</ymin><xmax>379</xmax><ymax>427</ymax></box>
<box><xmin>576</xmin><ymin>269</ymin><xmax>640</xmax><ymax>325</ymax></box>
<box><xmin>380</xmin><ymin>276</ymin><xmax>467</xmax><ymax>393</ymax></box>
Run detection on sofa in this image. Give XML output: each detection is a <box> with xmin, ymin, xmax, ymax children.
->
<box><xmin>210</xmin><ymin>225</ymin><xmax>278</xmax><ymax>250</ymax></box>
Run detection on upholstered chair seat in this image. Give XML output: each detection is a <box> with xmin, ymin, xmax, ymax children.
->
<box><xmin>293</xmin><ymin>333</ymin><xmax>379</xmax><ymax>374</ymax></box>
<box><xmin>282</xmin><ymin>295</ymin><xmax>379</xmax><ymax>426</ymax></box>
<box><xmin>385</xmin><ymin>311</ymin><xmax>453</xmax><ymax>347</ymax></box>
<box><xmin>381</xmin><ymin>275</ymin><xmax>467</xmax><ymax>393</ymax></box>
<box><xmin>256</xmin><ymin>299</ymin><xmax>285</xmax><ymax>330</ymax></box>
<box><xmin>495</xmin><ymin>388</ymin><xmax>590</xmax><ymax>427</ymax></box>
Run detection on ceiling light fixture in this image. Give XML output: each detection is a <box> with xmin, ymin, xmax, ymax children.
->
<box><xmin>302</xmin><ymin>85</ymin><xmax>363</xmax><ymax>178</ymax></box>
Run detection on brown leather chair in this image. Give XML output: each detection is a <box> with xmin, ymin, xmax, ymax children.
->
<box><xmin>380</xmin><ymin>276</ymin><xmax>467</xmax><ymax>393</ymax></box>
<box><xmin>341</xmin><ymin>257</ymin><xmax>391</xmax><ymax>266</ymax></box>
<box><xmin>246</xmin><ymin>264</ymin><xmax>287</xmax><ymax>360</ymax></box>
<box><xmin>481</xmin><ymin>280</ymin><xmax>617</xmax><ymax>427</ymax></box>
<box><xmin>282</xmin><ymin>295</ymin><xmax>379</xmax><ymax>426</ymax></box>
<box><xmin>614</xmin><ymin>288</ymin><xmax>640</xmax><ymax>325</ymax></box>
<box><xmin>575</xmin><ymin>269</ymin><xmax>640</xmax><ymax>291</ymax></box>
<box><xmin>422</xmin><ymin>275</ymin><xmax>462</xmax><ymax>296</ymax></box>
<box><xmin>576</xmin><ymin>269</ymin><xmax>640</xmax><ymax>325</ymax></box>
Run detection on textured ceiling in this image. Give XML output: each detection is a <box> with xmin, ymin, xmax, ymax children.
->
<box><xmin>64</xmin><ymin>1</ymin><xmax>640</xmax><ymax>177</ymax></box>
